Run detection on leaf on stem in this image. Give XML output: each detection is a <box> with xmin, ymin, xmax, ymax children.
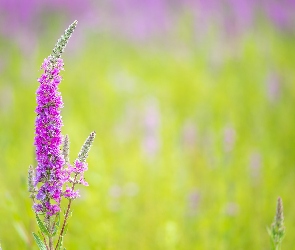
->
<box><xmin>62</xmin><ymin>223</ymin><xmax>69</xmax><ymax>237</ymax></box>
<box><xmin>36</xmin><ymin>214</ymin><xmax>50</xmax><ymax>237</ymax></box>
<box><xmin>53</xmin><ymin>213</ymin><xmax>61</xmax><ymax>236</ymax></box>
<box><xmin>32</xmin><ymin>232</ymin><xmax>47</xmax><ymax>250</ymax></box>
<box><xmin>56</xmin><ymin>236</ymin><xmax>64</xmax><ymax>250</ymax></box>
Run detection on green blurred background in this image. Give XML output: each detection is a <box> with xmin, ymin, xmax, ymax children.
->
<box><xmin>1</xmin><ymin>0</ymin><xmax>295</xmax><ymax>249</ymax></box>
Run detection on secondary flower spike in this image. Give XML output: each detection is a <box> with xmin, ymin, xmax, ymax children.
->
<box><xmin>268</xmin><ymin>197</ymin><xmax>285</xmax><ymax>249</ymax></box>
<box><xmin>33</xmin><ymin>21</ymin><xmax>78</xmax><ymax>216</ymax></box>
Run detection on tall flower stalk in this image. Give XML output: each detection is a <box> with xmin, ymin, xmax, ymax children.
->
<box><xmin>268</xmin><ymin>197</ymin><xmax>285</xmax><ymax>250</ymax></box>
<box><xmin>28</xmin><ymin>20</ymin><xmax>96</xmax><ymax>250</ymax></box>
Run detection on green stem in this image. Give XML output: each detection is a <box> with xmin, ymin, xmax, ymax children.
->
<box><xmin>40</xmin><ymin>230</ymin><xmax>50</xmax><ymax>250</ymax></box>
<box><xmin>54</xmin><ymin>174</ymin><xmax>78</xmax><ymax>250</ymax></box>
<box><xmin>45</xmin><ymin>215</ymin><xmax>53</xmax><ymax>250</ymax></box>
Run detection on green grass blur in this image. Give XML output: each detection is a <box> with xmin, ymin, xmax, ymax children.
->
<box><xmin>1</xmin><ymin>24</ymin><xmax>295</xmax><ymax>249</ymax></box>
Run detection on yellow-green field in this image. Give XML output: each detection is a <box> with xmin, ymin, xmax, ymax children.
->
<box><xmin>1</xmin><ymin>20</ymin><xmax>295</xmax><ymax>249</ymax></box>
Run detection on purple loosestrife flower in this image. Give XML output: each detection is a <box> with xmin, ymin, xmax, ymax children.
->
<box><xmin>33</xmin><ymin>21</ymin><xmax>77</xmax><ymax>216</ymax></box>
<box><xmin>34</xmin><ymin>57</ymin><xmax>65</xmax><ymax>216</ymax></box>
<box><xmin>28</xmin><ymin>20</ymin><xmax>96</xmax><ymax>250</ymax></box>
<box><xmin>64</xmin><ymin>187</ymin><xmax>80</xmax><ymax>199</ymax></box>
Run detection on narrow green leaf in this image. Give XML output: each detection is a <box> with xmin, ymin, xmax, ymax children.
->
<box><xmin>32</xmin><ymin>232</ymin><xmax>47</xmax><ymax>250</ymax></box>
<box><xmin>63</xmin><ymin>224</ymin><xmax>68</xmax><ymax>236</ymax></box>
<box><xmin>53</xmin><ymin>213</ymin><xmax>60</xmax><ymax>236</ymax></box>
<box><xmin>52</xmin><ymin>227</ymin><xmax>58</xmax><ymax>236</ymax></box>
<box><xmin>57</xmin><ymin>236</ymin><xmax>64</xmax><ymax>250</ymax></box>
<box><xmin>36</xmin><ymin>214</ymin><xmax>50</xmax><ymax>237</ymax></box>
<box><xmin>37</xmin><ymin>231</ymin><xmax>43</xmax><ymax>242</ymax></box>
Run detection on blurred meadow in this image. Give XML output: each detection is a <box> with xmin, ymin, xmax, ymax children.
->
<box><xmin>1</xmin><ymin>0</ymin><xmax>295</xmax><ymax>249</ymax></box>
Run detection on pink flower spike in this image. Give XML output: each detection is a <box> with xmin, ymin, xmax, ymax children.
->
<box><xmin>63</xmin><ymin>186</ymin><xmax>80</xmax><ymax>200</ymax></box>
<box><xmin>79</xmin><ymin>177</ymin><xmax>89</xmax><ymax>186</ymax></box>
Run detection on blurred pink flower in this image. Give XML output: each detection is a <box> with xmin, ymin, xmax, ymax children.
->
<box><xmin>249</xmin><ymin>151</ymin><xmax>262</xmax><ymax>182</ymax></box>
<box><xmin>109</xmin><ymin>184</ymin><xmax>123</xmax><ymax>198</ymax></box>
<box><xmin>223</xmin><ymin>125</ymin><xmax>236</xmax><ymax>153</ymax></box>
<box><xmin>142</xmin><ymin>98</ymin><xmax>161</xmax><ymax>159</ymax></box>
<box><xmin>266</xmin><ymin>72</ymin><xmax>281</xmax><ymax>103</ymax></box>
<box><xmin>181</xmin><ymin>120</ymin><xmax>197</xmax><ymax>152</ymax></box>
<box><xmin>187</xmin><ymin>189</ymin><xmax>201</xmax><ymax>215</ymax></box>
<box><xmin>224</xmin><ymin>202</ymin><xmax>239</xmax><ymax>216</ymax></box>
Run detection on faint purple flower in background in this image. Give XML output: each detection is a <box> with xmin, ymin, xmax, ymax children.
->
<box><xmin>108</xmin><ymin>0</ymin><xmax>170</xmax><ymax>41</ymax></box>
<box><xmin>266</xmin><ymin>72</ymin><xmax>281</xmax><ymax>103</ymax></box>
<box><xmin>109</xmin><ymin>182</ymin><xmax>139</xmax><ymax>199</ymax></box>
<box><xmin>224</xmin><ymin>202</ymin><xmax>239</xmax><ymax>217</ymax></box>
<box><xmin>191</xmin><ymin>0</ymin><xmax>220</xmax><ymax>39</ymax></box>
<box><xmin>223</xmin><ymin>125</ymin><xmax>236</xmax><ymax>153</ymax></box>
<box><xmin>0</xmin><ymin>0</ymin><xmax>94</xmax><ymax>52</ymax></box>
<box><xmin>108</xmin><ymin>182</ymin><xmax>139</xmax><ymax>211</ymax></box>
<box><xmin>223</xmin><ymin>0</ymin><xmax>255</xmax><ymax>37</ymax></box>
<box><xmin>142</xmin><ymin>98</ymin><xmax>161</xmax><ymax>159</ymax></box>
<box><xmin>230</xmin><ymin>0</ymin><xmax>254</xmax><ymax>30</ymax></box>
<box><xmin>1</xmin><ymin>0</ymin><xmax>294</xmax><ymax>46</ymax></box>
<box><xmin>109</xmin><ymin>184</ymin><xmax>123</xmax><ymax>199</ymax></box>
<box><xmin>181</xmin><ymin>120</ymin><xmax>197</xmax><ymax>153</ymax></box>
<box><xmin>114</xmin><ymin>102</ymin><xmax>138</xmax><ymax>145</ymax></box>
<box><xmin>109</xmin><ymin>68</ymin><xmax>136</xmax><ymax>94</ymax></box>
<box><xmin>266</xmin><ymin>0</ymin><xmax>292</xmax><ymax>31</ymax></box>
<box><xmin>108</xmin><ymin>184</ymin><xmax>123</xmax><ymax>212</ymax></box>
<box><xmin>249</xmin><ymin>151</ymin><xmax>262</xmax><ymax>183</ymax></box>
<box><xmin>187</xmin><ymin>189</ymin><xmax>201</xmax><ymax>216</ymax></box>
